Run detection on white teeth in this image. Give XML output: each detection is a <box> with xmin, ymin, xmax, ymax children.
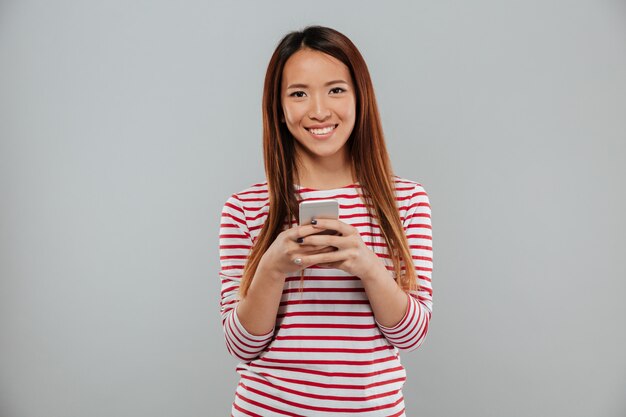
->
<box><xmin>309</xmin><ymin>125</ymin><xmax>335</xmax><ymax>135</ymax></box>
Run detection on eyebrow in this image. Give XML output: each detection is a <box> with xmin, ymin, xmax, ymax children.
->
<box><xmin>286</xmin><ymin>80</ymin><xmax>349</xmax><ymax>89</ymax></box>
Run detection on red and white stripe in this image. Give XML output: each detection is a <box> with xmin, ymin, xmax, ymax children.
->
<box><xmin>219</xmin><ymin>177</ymin><xmax>433</xmax><ymax>416</ymax></box>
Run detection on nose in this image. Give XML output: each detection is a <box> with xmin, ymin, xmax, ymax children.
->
<box><xmin>307</xmin><ymin>94</ymin><xmax>331</xmax><ymax>121</ymax></box>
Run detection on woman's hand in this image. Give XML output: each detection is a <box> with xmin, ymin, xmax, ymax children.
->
<box><xmin>293</xmin><ymin>218</ymin><xmax>387</xmax><ymax>281</ymax></box>
<box><xmin>258</xmin><ymin>224</ymin><xmax>338</xmax><ymax>277</ymax></box>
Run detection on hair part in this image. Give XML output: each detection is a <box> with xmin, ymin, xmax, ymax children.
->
<box><xmin>240</xmin><ymin>25</ymin><xmax>418</xmax><ymax>296</ymax></box>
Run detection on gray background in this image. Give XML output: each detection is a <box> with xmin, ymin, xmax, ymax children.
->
<box><xmin>1</xmin><ymin>0</ymin><xmax>625</xmax><ymax>416</ymax></box>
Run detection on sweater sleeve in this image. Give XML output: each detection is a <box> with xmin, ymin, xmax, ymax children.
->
<box><xmin>376</xmin><ymin>183</ymin><xmax>433</xmax><ymax>352</ymax></box>
<box><xmin>219</xmin><ymin>195</ymin><xmax>274</xmax><ymax>361</ymax></box>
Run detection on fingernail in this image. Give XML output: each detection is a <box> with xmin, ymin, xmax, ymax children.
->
<box><xmin>296</xmin><ymin>237</ymin><xmax>303</xmax><ymax>244</ymax></box>
<box><xmin>311</xmin><ymin>219</ymin><xmax>317</xmax><ymax>225</ymax></box>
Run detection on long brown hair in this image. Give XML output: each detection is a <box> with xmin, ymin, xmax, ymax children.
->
<box><xmin>240</xmin><ymin>25</ymin><xmax>418</xmax><ymax>296</ymax></box>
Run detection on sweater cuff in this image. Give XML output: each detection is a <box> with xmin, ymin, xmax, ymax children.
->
<box><xmin>232</xmin><ymin>306</ymin><xmax>275</xmax><ymax>342</ymax></box>
<box><xmin>376</xmin><ymin>293</ymin><xmax>423</xmax><ymax>348</ymax></box>
<box><xmin>223</xmin><ymin>307</ymin><xmax>275</xmax><ymax>361</ymax></box>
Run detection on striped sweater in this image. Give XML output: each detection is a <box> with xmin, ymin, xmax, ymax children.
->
<box><xmin>219</xmin><ymin>177</ymin><xmax>433</xmax><ymax>416</ymax></box>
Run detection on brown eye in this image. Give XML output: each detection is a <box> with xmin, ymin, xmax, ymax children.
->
<box><xmin>329</xmin><ymin>87</ymin><xmax>346</xmax><ymax>94</ymax></box>
<box><xmin>290</xmin><ymin>91</ymin><xmax>306</xmax><ymax>98</ymax></box>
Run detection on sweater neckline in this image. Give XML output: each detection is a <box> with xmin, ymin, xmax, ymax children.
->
<box><xmin>295</xmin><ymin>182</ymin><xmax>360</xmax><ymax>192</ymax></box>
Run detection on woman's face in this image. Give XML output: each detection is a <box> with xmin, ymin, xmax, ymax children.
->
<box><xmin>280</xmin><ymin>48</ymin><xmax>356</xmax><ymax>165</ymax></box>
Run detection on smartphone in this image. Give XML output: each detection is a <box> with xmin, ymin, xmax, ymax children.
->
<box><xmin>298</xmin><ymin>199</ymin><xmax>339</xmax><ymax>235</ymax></box>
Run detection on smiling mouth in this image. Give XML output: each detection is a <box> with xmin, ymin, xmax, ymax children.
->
<box><xmin>305</xmin><ymin>124</ymin><xmax>338</xmax><ymax>135</ymax></box>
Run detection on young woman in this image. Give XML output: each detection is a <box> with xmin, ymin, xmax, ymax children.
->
<box><xmin>219</xmin><ymin>26</ymin><xmax>433</xmax><ymax>417</ymax></box>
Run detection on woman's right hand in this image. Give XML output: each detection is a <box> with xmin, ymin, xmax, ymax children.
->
<box><xmin>258</xmin><ymin>224</ymin><xmax>338</xmax><ymax>276</ymax></box>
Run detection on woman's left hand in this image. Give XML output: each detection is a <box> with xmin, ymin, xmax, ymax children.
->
<box><xmin>297</xmin><ymin>218</ymin><xmax>387</xmax><ymax>281</ymax></box>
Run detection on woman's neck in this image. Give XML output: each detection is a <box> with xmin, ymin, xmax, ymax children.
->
<box><xmin>295</xmin><ymin>150</ymin><xmax>355</xmax><ymax>190</ymax></box>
